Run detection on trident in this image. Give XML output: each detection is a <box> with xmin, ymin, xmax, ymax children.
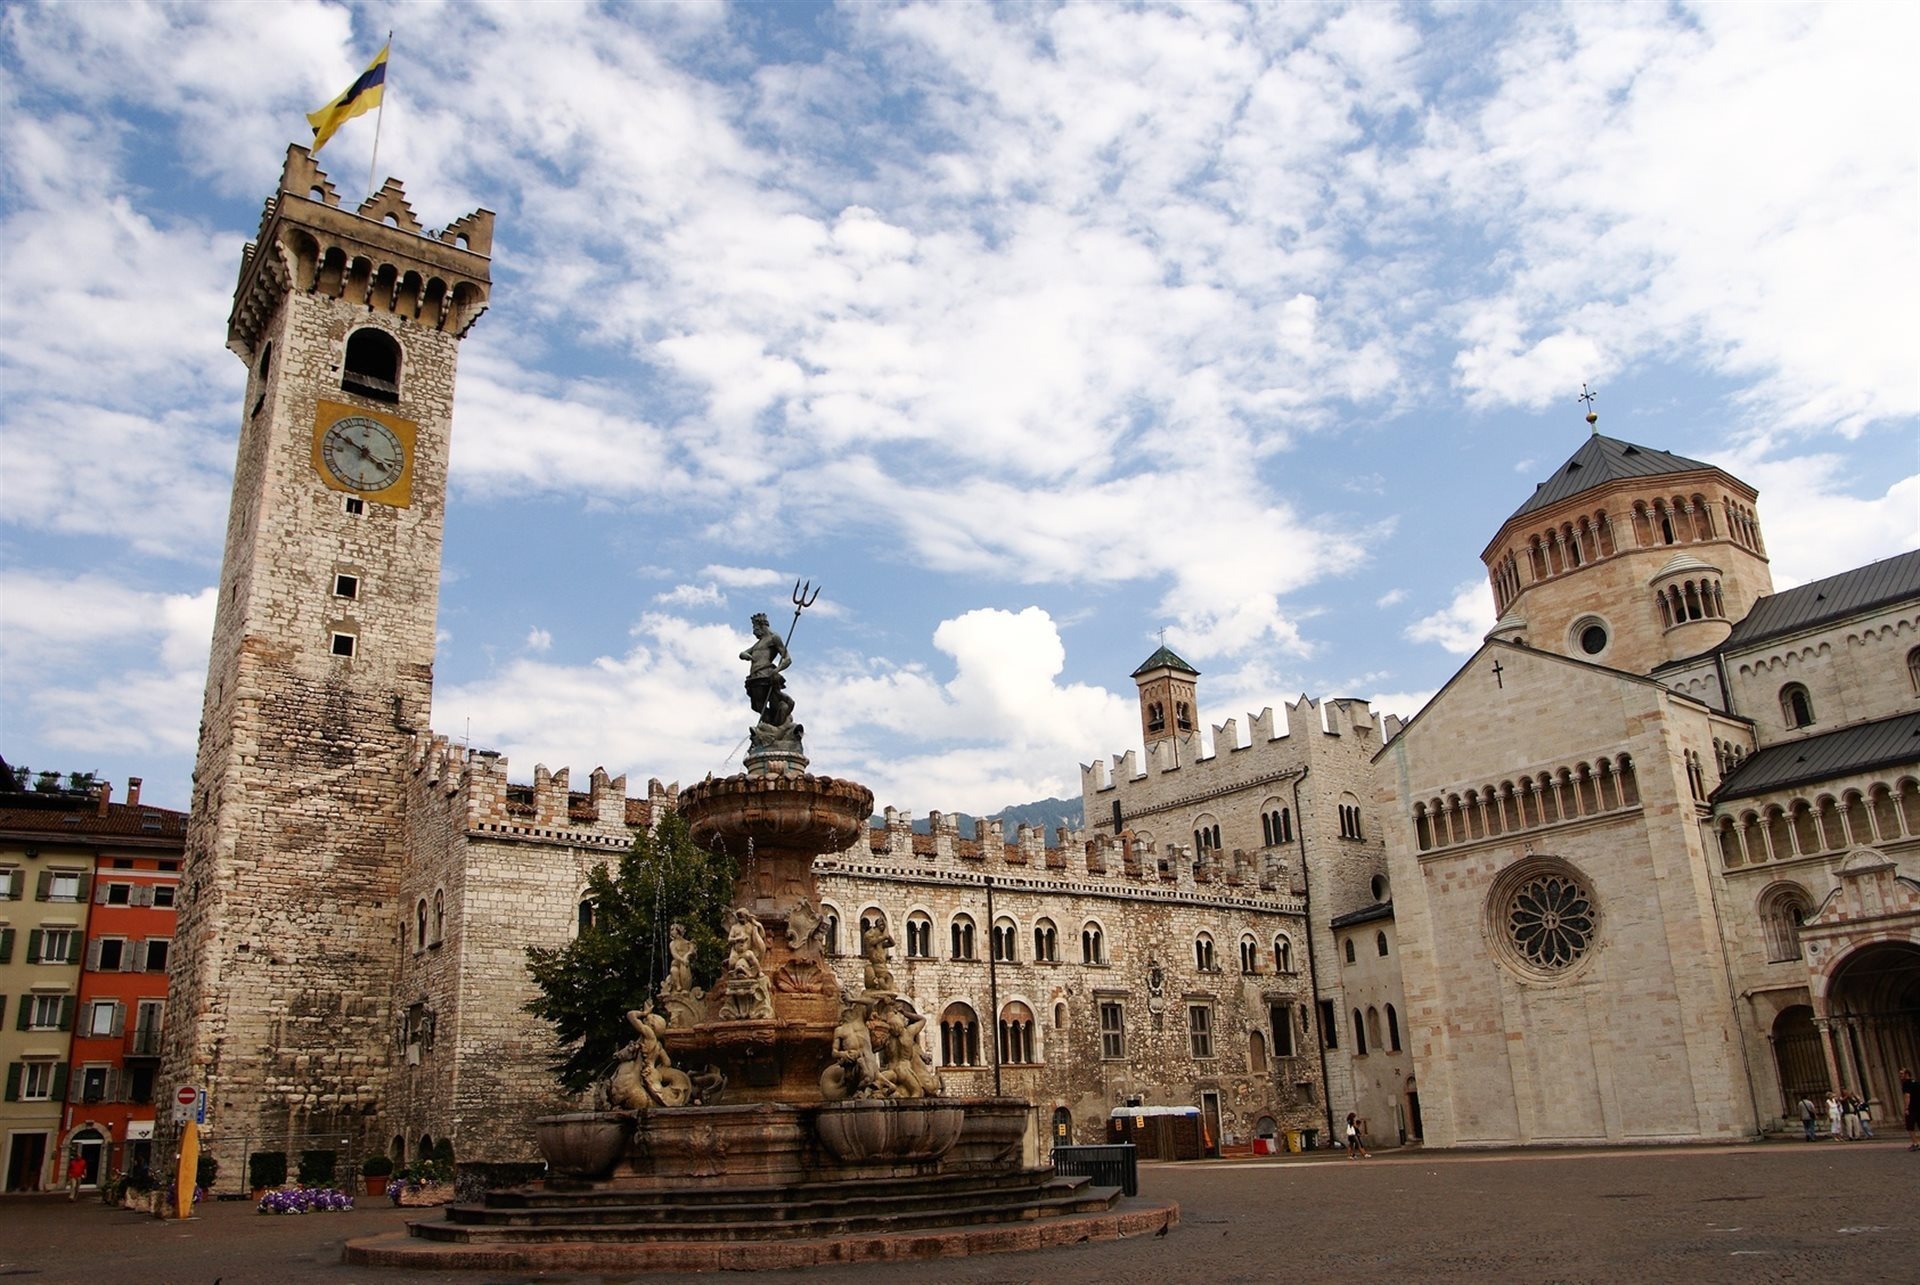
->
<box><xmin>785</xmin><ymin>578</ymin><xmax>821</xmax><ymax>647</ymax></box>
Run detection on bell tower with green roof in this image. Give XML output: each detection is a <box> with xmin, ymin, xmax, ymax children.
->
<box><xmin>1132</xmin><ymin>645</ymin><xmax>1201</xmax><ymax>753</ymax></box>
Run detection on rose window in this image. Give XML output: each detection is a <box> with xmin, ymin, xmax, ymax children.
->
<box><xmin>1505</xmin><ymin>872</ymin><xmax>1594</xmax><ymax>970</ymax></box>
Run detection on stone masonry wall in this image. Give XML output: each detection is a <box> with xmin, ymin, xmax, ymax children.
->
<box><xmin>163</xmin><ymin>160</ymin><xmax>485</xmax><ymax>1182</ymax></box>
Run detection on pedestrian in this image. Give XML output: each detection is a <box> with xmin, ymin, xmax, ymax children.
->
<box><xmin>1901</xmin><ymin>1068</ymin><xmax>1919</xmax><ymax>1152</ymax></box>
<box><xmin>66</xmin><ymin>1153</ymin><xmax>86</xmax><ymax>1201</ymax></box>
<box><xmin>1344</xmin><ymin>1112</ymin><xmax>1370</xmax><ymax>1160</ymax></box>
<box><xmin>1842</xmin><ymin>1091</ymin><xmax>1861</xmax><ymax>1140</ymax></box>
<box><xmin>1827</xmin><ymin>1093</ymin><xmax>1844</xmax><ymax>1140</ymax></box>
<box><xmin>1797</xmin><ymin>1094</ymin><xmax>1817</xmax><ymax>1141</ymax></box>
<box><xmin>1857</xmin><ymin>1094</ymin><xmax>1874</xmax><ymax>1140</ymax></box>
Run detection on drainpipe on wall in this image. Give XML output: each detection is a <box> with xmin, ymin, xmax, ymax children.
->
<box><xmin>1293</xmin><ymin>768</ymin><xmax>1337</xmax><ymax>1145</ymax></box>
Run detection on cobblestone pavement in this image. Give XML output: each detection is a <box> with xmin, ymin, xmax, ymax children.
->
<box><xmin>1</xmin><ymin>1140</ymin><xmax>1913</xmax><ymax>1284</ymax></box>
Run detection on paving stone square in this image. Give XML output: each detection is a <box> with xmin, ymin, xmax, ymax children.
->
<box><xmin>0</xmin><ymin>1142</ymin><xmax>1912</xmax><ymax>1284</ymax></box>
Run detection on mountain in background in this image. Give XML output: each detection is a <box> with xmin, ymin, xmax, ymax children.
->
<box><xmin>869</xmin><ymin>795</ymin><xmax>1084</xmax><ymax>847</ymax></box>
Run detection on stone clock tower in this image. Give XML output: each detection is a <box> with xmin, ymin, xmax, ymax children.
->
<box><xmin>161</xmin><ymin>146</ymin><xmax>492</xmax><ymax>1175</ymax></box>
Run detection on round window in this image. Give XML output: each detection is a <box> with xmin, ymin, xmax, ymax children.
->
<box><xmin>1487</xmin><ymin>857</ymin><xmax>1600</xmax><ymax>982</ymax></box>
<box><xmin>1579</xmin><ymin>623</ymin><xmax>1608</xmax><ymax>655</ymax></box>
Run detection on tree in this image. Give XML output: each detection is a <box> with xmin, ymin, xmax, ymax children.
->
<box><xmin>524</xmin><ymin>809</ymin><xmax>738</xmax><ymax>1092</ymax></box>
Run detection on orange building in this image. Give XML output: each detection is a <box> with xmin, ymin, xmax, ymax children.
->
<box><xmin>2</xmin><ymin>772</ymin><xmax>183</xmax><ymax>1191</ymax></box>
<box><xmin>63</xmin><ymin>823</ymin><xmax>183</xmax><ymax>1186</ymax></box>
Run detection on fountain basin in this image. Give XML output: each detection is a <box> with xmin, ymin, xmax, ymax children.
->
<box><xmin>679</xmin><ymin>773</ymin><xmax>873</xmax><ymax>854</ymax></box>
<box><xmin>815</xmin><ymin>1098</ymin><xmax>964</xmax><ymax>1165</ymax></box>
<box><xmin>534</xmin><ymin>1112</ymin><xmax>633</xmax><ymax>1179</ymax></box>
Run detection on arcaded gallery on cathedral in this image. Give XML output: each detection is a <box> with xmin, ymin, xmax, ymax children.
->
<box><xmin>141</xmin><ymin>146</ymin><xmax>1915</xmax><ymax>1185</ymax></box>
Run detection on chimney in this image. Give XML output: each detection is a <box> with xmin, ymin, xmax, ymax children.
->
<box><xmin>97</xmin><ymin>780</ymin><xmax>113</xmax><ymax>816</ymax></box>
<box><xmin>127</xmin><ymin>777</ymin><xmax>142</xmax><ymax>807</ymax></box>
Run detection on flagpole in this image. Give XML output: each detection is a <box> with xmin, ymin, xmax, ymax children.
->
<box><xmin>366</xmin><ymin>31</ymin><xmax>393</xmax><ymax>200</ymax></box>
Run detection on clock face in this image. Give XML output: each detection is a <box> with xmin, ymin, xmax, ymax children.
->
<box><xmin>320</xmin><ymin>416</ymin><xmax>406</xmax><ymax>492</ymax></box>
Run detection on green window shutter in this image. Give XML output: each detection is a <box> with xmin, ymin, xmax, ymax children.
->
<box><xmin>24</xmin><ymin>929</ymin><xmax>41</xmax><ymax>964</ymax></box>
<box><xmin>14</xmin><ymin>996</ymin><xmax>29</xmax><ymax>1031</ymax></box>
<box><xmin>57</xmin><ymin>995</ymin><xmax>75</xmax><ymax>1031</ymax></box>
<box><xmin>74</xmin><ymin>874</ymin><xmax>90</xmax><ymax>902</ymax></box>
<box><xmin>0</xmin><ymin>927</ymin><xmax>12</xmax><ymax>963</ymax></box>
<box><xmin>4</xmin><ymin>1063</ymin><xmax>20</xmax><ymax>1101</ymax></box>
<box><xmin>3</xmin><ymin>869</ymin><xmax>18</xmax><ymax>899</ymax></box>
<box><xmin>49</xmin><ymin>1063</ymin><xmax>67</xmax><ymax>1101</ymax></box>
<box><xmin>35</xmin><ymin>870</ymin><xmax>52</xmax><ymax>900</ymax></box>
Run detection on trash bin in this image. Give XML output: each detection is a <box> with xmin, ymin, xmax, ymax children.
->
<box><xmin>1302</xmin><ymin>1128</ymin><xmax>1319</xmax><ymax>1151</ymax></box>
<box><xmin>1284</xmin><ymin>1129</ymin><xmax>1303</xmax><ymax>1153</ymax></box>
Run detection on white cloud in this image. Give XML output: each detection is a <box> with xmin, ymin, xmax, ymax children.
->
<box><xmin>525</xmin><ymin>628</ymin><xmax>553</xmax><ymax>653</ymax></box>
<box><xmin>0</xmin><ymin>573</ymin><xmax>214</xmax><ymax>759</ymax></box>
<box><xmin>654</xmin><ymin>584</ymin><xmax>724</xmax><ymax>609</ymax></box>
<box><xmin>1440</xmin><ymin>3</ymin><xmax>1919</xmax><ymax>433</ymax></box>
<box><xmin>1375</xmin><ymin>588</ymin><xmax>1407</xmax><ymax>608</ymax></box>
<box><xmin>1406</xmin><ymin>580</ymin><xmax>1495</xmax><ymax>656</ymax></box>
<box><xmin>702</xmin><ymin>565</ymin><xmax>786</xmax><ymax>588</ymax></box>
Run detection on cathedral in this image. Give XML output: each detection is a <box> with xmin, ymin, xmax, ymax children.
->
<box><xmin>157</xmin><ymin>148</ymin><xmax>1917</xmax><ymax>1184</ymax></box>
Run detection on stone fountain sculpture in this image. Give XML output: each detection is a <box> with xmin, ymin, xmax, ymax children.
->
<box><xmin>351</xmin><ymin>601</ymin><xmax>1175</xmax><ymax>1270</ymax></box>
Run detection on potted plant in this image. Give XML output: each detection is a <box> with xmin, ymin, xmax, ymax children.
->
<box><xmin>296</xmin><ymin>1149</ymin><xmax>337</xmax><ymax>1189</ymax></box>
<box><xmin>120</xmin><ymin>1163</ymin><xmax>157</xmax><ymax>1211</ymax></box>
<box><xmin>360</xmin><ymin>1154</ymin><xmax>393</xmax><ymax>1197</ymax></box>
<box><xmin>248</xmin><ymin>1151</ymin><xmax>287</xmax><ymax>1199</ymax></box>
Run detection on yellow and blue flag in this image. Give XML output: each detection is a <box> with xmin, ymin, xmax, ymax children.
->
<box><xmin>306</xmin><ymin>43</ymin><xmax>388</xmax><ymax>154</ymax></box>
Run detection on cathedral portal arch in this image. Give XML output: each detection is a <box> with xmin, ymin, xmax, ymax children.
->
<box><xmin>1814</xmin><ymin>939</ymin><xmax>1920</xmax><ymax>1117</ymax></box>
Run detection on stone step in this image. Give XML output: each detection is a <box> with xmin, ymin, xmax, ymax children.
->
<box><xmin>410</xmin><ymin>1185</ymin><xmax>1123</xmax><ymax>1244</ymax></box>
<box><xmin>448</xmin><ymin>1173</ymin><xmax>1092</xmax><ymax>1229</ymax></box>
<box><xmin>485</xmin><ymin>1166</ymin><xmax>1064</xmax><ymax>1213</ymax></box>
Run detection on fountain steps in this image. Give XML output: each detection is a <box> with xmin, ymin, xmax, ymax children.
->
<box><xmin>416</xmin><ymin>1172</ymin><xmax>1118</xmax><ymax>1243</ymax></box>
<box><xmin>493</xmin><ymin>1163</ymin><xmax>1047</xmax><ymax>1211</ymax></box>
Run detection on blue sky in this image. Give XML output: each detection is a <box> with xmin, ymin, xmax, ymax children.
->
<box><xmin>2</xmin><ymin>1</ymin><xmax>1915</xmax><ymax>816</ymax></box>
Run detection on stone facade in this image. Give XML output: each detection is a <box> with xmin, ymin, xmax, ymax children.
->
<box><xmin>160</xmin><ymin>146</ymin><xmax>492</xmax><ymax>1179</ymax></box>
<box><xmin>1375</xmin><ymin>434</ymin><xmax>1919</xmax><ymax>1148</ymax></box>
<box><xmin>1081</xmin><ymin>685</ymin><xmax>1410</xmax><ymax>1144</ymax></box>
<box><xmin>815</xmin><ymin>809</ymin><xmax>1325</xmax><ymax>1155</ymax></box>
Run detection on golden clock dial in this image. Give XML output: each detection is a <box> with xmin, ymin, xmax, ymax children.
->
<box><xmin>321</xmin><ymin>416</ymin><xmax>406</xmax><ymax>492</ymax></box>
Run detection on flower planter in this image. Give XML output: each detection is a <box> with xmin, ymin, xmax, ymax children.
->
<box><xmin>365</xmin><ymin>1176</ymin><xmax>387</xmax><ymax>1197</ymax></box>
<box><xmin>391</xmin><ymin>1183</ymin><xmax>453</xmax><ymax>1208</ymax></box>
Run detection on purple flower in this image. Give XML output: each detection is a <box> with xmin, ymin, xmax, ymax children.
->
<box><xmin>256</xmin><ymin>1186</ymin><xmax>355</xmax><ymax>1215</ymax></box>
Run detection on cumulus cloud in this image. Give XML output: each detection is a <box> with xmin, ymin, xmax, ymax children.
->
<box><xmin>1</xmin><ymin>2</ymin><xmax>1911</xmax><ymax>814</ymax></box>
<box><xmin>1439</xmin><ymin>4</ymin><xmax>1919</xmax><ymax>434</ymax></box>
<box><xmin>1406</xmin><ymin>581</ymin><xmax>1495</xmax><ymax>656</ymax></box>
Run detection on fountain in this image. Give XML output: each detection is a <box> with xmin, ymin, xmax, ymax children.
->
<box><xmin>347</xmin><ymin>603</ymin><xmax>1175</xmax><ymax>1272</ymax></box>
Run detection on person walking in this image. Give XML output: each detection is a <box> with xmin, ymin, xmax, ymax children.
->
<box><xmin>1797</xmin><ymin>1094</ymin><xmax>1818</xmax><ymax>1141</ymax></box>
<box><xmin>1827</xmin><ymin>1093</ymin><xmax>1844</xmax><ymax>1140</ymax></box>
<box><xmin>1344</xmin><ymin>1112</ymin><xmax>1370</xmax><ymax>1160</ymax></box>
<box><xmin>1857</xmin><ymin>1093</ymin><xmax>1875</xmax><ymax>1140</ymax></box>
<box><xmin>1901</xmin><ymin>1068</ymin><xmax>1919</xmax><ymax>1151</ymax></box>
<box><xmin>65</xmin><ymin>1153</ymin><xmax>86</xmax><ymax>1201</ymax></box>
